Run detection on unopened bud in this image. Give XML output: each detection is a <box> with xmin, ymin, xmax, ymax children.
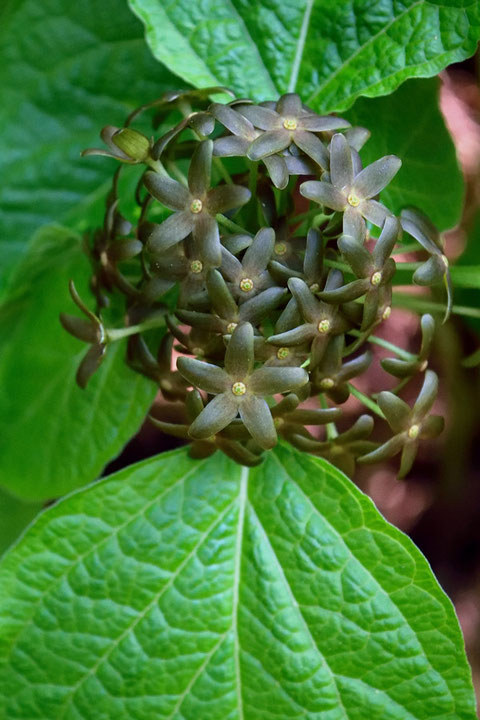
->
<box><xmin>112</xmin><ymin>128</ymin><xmax>151</xmax><ymax>163</ymax></box>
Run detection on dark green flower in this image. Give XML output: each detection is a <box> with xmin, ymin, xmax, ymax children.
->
<box><xmin>358</xmin><ymin>370</ymin><xmax>444</xmax><ymax>478</ymax></box>
<box><xmin>60</xmin><ymin>281</ymin><xmax>107</xmax><ymax>389</ymax></box>
<box><xmin>240</xmin><ymin>93</ymin><xmax>349</xmax><ymax>169</ymax></box>
<box><xmin>291</xmin><ymin>415</ymin><xmax>377</xmax><ymax>477</ymax></box>
<box><xmin>211</xmin><ymin>102</ymin><xmax>290</xmax><ymax>189</ymax></box>
<box><xmin>143</xmin><ymin>140</ymin><xmax>251</xmax><ymax>265</ymax></box>
<box><xmin>319</xmin><ymin>215</ymin><xmax>400</xmax><ymax>330</ymax></box>
<box><xmin>220</xmin><ymin>227</ymin><xmax>275</xmax><ymax>301</ymax></box>
<box><xmin>269</xmin><ymin>227</ymin><xmax>324</xmax><ymax>290</ymax></box>
<box><xmin>401</xmin><ymin>208</ymin><xmax>452</xmax><ymax>321</ymax></box>
<box><xmin>176</xmin><ymin>268</ymin><xmax>285</xmax><ymax>335</ymax></box>
<box><xmin>176</xmin><ymin>322</ymin><xmax>309</xmax><ymax>448</ymax></box>
<box><xmin>267</xmin><ymin>273</ymin><xmax>350</xmax><ymax>367</ymax></box>
<box><xmin>381</xmin><ymin>314</ymin><xmax>435</xmax><ymax>379</ymax></box>
<box><xmin>150</xmin><ymin>389</ymin><xmax>264</xmax><ymax>466</ymax></box>
<box><xmin>312</xmin><ymin>335</ymin><xmax>372</xmax><ymax>403</ymax></box>
<box><xmin>300</xmin><ymin>133</ymin><xmax>401</xmax><ymax>229</ymax></box>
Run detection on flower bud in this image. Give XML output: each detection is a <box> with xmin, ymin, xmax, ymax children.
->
<box><xmin>111</xmin><ymin>128</ymin><xmax>151</xmax><ymax>163</ymax></box>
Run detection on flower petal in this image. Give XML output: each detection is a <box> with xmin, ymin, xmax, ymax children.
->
<box><xmin>300</xmin><ymin>115</ymin><xmax>350</xmax><ymax>132</ymax></box>
<box><xmin>342</xmin><ymin>206</ymin><xmax>367</xmax><ymax>242</ymax></box>
<box><xmin>76</xmin><ymin>344</ymin><xmax>106</xmax><ymax>389</ymax></box>
<box><xmin>263</xmin><ymin>154</ymin><xmax>289</xmax><ymax>189</ymax></box>
<box><xmin>243</xmin><ymin>227</ymin><xmax>275</xmax><ymax>273</ymax></box>
<box><xmin>338</xmin><ymin>235</ymin><xmax>372</xmax><ymax>278</ymax></box>
<box><xmin>239</xmin><ymin>287</ymin><xmax>286</xmax><ymax>325</ymax></box>
<box><xmin>318</xmin><ymin>279</ymin><xmax>368</xmax><ymax>304</ymax></box>
<box><xmin>303</xmin><ymin>228</ymin><xmax>324</xmax><ymax>284</ymax></box>
<box><xmin>344</xmin><ymin>126</ymin><xmax>371</xmax><ymax>151</ymax></box>
<box><xmin>398</xmin><ymin>441</ymin><xmax>418</xmax><ymax>479</ymax></box>
<box><xmin>276</xmin><ymin>93</ymin><xmax>302</xmax><ymax>117</ymax></box>
<box><xmin>288</xmin><ymin>277</ymin><xmax>321</xmax><ymax>324</ymax></box>
<box><xmin>353</xmin><ymin>155</ymin><xmax>402</xmax><ymax>200</ymax></box>
<box><xmin>189</xmin><ymin>393</ymin><xmax>239</xmax><ymax>439</ymax></box>
<box><xmin>247</xmin><ymin>130</ymin><xmax>291</xmax><ymax>160</ymax></box>
<box><xmin>206</xmin><ymin>269</ymin><xmax>238</xmax><ymax>319</ymax></box>
<box><xmin>177</xmin><ymin>356</ymin><xmax>230</xmax><ymax>394</ymax></box>
<box><xmin>213</xmin><ymin>135</ymin><xmax>250</xmax><ymax>157</ymax></box>
<box><xmin>267</xmin><ymin>324</ymin><xmax>316</xmax><ymax>347</ymax></box>
<box><xmin>412</xmin><ymin>255</ymin><xmax>446</xmax><ymax>286</ymax></box>
<box><xmin>358</xmin><ymin>434</ymin><xmax>405</xmax><ymax>464</ymax></box>
<box><xmin>377</xmin><ymin>392</ymin><xmax>411</xmax><ymax>433</ymax></box>
<box><xmin>420</xmin><ymin>415</ymin><xmax>444</xmax><ymax>439</ymax></box>
<box><xmin>330</xmin><ymin>133</ymin><xmax>354</xmax><ymax>191</ymax></box>
<box><xmin>225</xmin><ymin>321</ymin><xmax>254</xmax><ymax>379</ymax></box>
<box><xmin>239</xmin><ymin>395</ymin><xmax>277</xmax><ymax>449</ymax></box>
<box><xmin>144</xmin><ymin>173</ymin><xmax>189</xmax><ymax>210</ymax></box>
<box><xmin>237</xmin><ymin>104</ymin><xmax>280</xmax><ymax>130</ymax></box>
<box><xmin>249</xmin><ymin>366</ymin><xmax>309</xmax><ymax>395</ymax></box>
<box><xmin>401</xmin><ymin>208</ymin><xmax>441</xmax><ymax>252</ymax></box>
<box><xmin>188</xmin><ymin>139</ymin><xmax>213</xmax><ymax>198</ymax></box>
<box><xmin>300</xmin><ymin>181</ymin><xmax>346</xmax><ymax>211</ymax></box>
<box><xmin>146</xmin><ymin>212</ymin><xmax>194</xmax><ymax>253</ymax></box>
<box><xmin>373</xmin><ymin>215</ymin><xmax>401</xmax><ymax>268</ymax></box>
<box><xmin>193</xmin><ymin>213</ymin><xmax>221</xmax><ymax>266</ymax></box>
<box><xmin>210</xmin><ymin>102</ymin><xmax>255</xmax><ymax>138</ymax></box>
<box><xmin>206</xmin><ymin>184</ymin><xmax>251</xmax><ymax>215</ymax></box>
<box><xmin>360</xmin><ymin>199</ymin><xmax>391</xmax><ymax>227</ymax></box>
<box><xmin>413</xmin><ymin>369</ymin><xmax>438</xmax><ymax>420</ymax></box>
<box><xmin>293</xmin><ymin>130</ymin><xmax>329</xmax><ymax>169</ymax></box>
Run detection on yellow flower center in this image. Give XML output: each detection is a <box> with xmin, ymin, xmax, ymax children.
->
<box><xmin>232</xmin><ymin>381</ymin><xmax>247</xmax><ymax>396</ymax></box>
<box><xmin>226</xmin><ymin>322</ymin><xmax>238</xmax><ymax>334</ymax></box>
<box><xmin>408</xmin><ymin>424</ymin><xmax>420</xmax><ymax>440</ymax></box>
<box><xmin>276</xmin><ymin>347</ymin><xmax>290</xmax><ymax>360</ymax></box>
<box><xmin>382</xmin><ymin>306</ymin><xmax>392</xmax><ymax>320</ymax></box>
<box><xmin>371</xmin><ymin>271</ymin><xmax>382</xmax><ymax>286</ymax></box>
<box><xmin>320</xmin><ymin>377</ymin><xmax>335</xmax><ymax>390</ymax></box>
<box><xmin>190</xmin><ymin>198</ymin><xmax>203</xmax><ymax>214</ymax></box>
<box><xmin>283</xmin><ymin>117</ymin><xmax>297</xmax><ymax>131</ymax></box>
<box><xmin>190</xmin><ymin>259</ymin><xmax>203</xmax><ymax>274</ymax></box>
<box><xmin>274</xmin><ymin>242</ymin><xmax>287</xmax><ymax>256</ymax></box>
<box><xmin>347</xmin><ymin>192</ymin><xmax>360</xmax><ymax>207</ymax></box>
<box><xmin>318</xmin><ymin>319</ymin><xmax>331</xmax><ymax>334</ymax></box>
<box><xmin>240</xmin><ymin>277</ymin><xmax>254</xmax><ymax>292</ymax></box>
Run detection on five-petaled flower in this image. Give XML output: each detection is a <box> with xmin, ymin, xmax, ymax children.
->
<box><xmin>176</xmin><ymin>322</ymin><xmax>309</xmax><ymax>449</ymax></box>
<box><xmin>143</xmin><ymin>139</ymin><xmax>251</xmax><ymax>266</ymax></box>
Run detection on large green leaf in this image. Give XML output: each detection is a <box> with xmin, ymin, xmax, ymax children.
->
<box><xmin>346</xmin><ymin>78</ymin><xmax>464</xmax><ymax>230</ymax></box>
<box><xmin>128</xmin><ymin>0</ymin><xmax>480</xmax><ymax>111</ymax></box>
<box><xmin>0</xmin><ymin>225</ymin><xmax>156</xmax><ymax>502</ymax></box>
<box><xmin>0</xmin><ymin>0</ymin><xmax>184</xmax><ymax>294</ymax></box>
<box><xmin>0</xmin><ymin>445</ymin><xmax>475</xmax><ymax>718</ymax></box>
<box><xmin>0</xmin><ymin>489</ymin><xmax>42</xmax><ymax>558</ymax></box>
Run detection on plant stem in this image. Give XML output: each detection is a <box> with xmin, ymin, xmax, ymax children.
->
<box><xmin>216</xmin><ymin>213</ymin><xmax>248</xmax><ymax>235</ymax></box>
<box><xmin>319</xmin><ymin>394</ymin><xmax>338</xmax><ymax>439</ymax></box>
<box><xmin>393</xmin><ymin>292</ymin><xmax>480</xmax><ymax>319</ymax></box>
<box><xmin>348</xmin><ymin>329</ymin><xmax>416</xmax><ymax>360</ymax></box>
<box><xmin>107</xmin><ymin>317</ymin><xmax>165</xmax><ymax>342</ymax></box>
<box><xmin>145</xmin><ymin>157</ymin><xmax>169</xmax><ymax>177</ymax></box>
<box><xmin>348</xmin><ymin>384</ymin><xmax>386</xmax><ymax>419</ymax></box>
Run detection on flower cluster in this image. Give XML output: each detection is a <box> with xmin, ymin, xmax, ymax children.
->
<box><xmin>62</xmin><ymin>87</ymin><xmax>449</xmax><ymax>476</ymax></box>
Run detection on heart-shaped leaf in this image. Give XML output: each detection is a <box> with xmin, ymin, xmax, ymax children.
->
<box><xmin>128</xmin><ymin>0</ymin><xmax>480</xmax><ymax>111</ymax></box>
<box><xmin>0</xmin><ymin>225</ymin><xmax>156</xmax><ymax>501</ymax></box>
<box><xmin>0</xmin><ymin>445</ymin><xmax>475</xmax><ymax>718</ymax></box>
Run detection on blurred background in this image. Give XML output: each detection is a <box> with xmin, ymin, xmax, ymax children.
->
<box><xmin>103</xmin><ymin>52</ymin><xmax>480</xmax><ymax>705</ymax></box>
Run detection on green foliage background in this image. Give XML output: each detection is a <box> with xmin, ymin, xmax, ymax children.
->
<box><xmin>0</xmin><ymin>0</ymin><xmax>479</xmax><ymax>717</ymax></box>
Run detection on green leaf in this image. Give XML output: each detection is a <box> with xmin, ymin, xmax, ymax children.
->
<box><xmin>0</xmin><ymin>445</ymin><xmax>475</xmax><ymax>718</ymax></box>
<box><xmin>128</xmin><ymin>0</ymin><xmax>480</xmax><ymax>111</ymax></box>
<box><xmin>346</xmin><ymin>78</ymin><xmax>464</xmax><ymax>230</ymax></box>
<box><xmin>0</xmin><ymin>0</ymin><xmax>184</xmax><ymax>295</ymax></box>
<box><xmin>0</xmin><ymin>489</ymin><xmax>42</xmax><ymax>558</ymax></box>
<box><xmin>0</xmin><ymin>226</ymin><xmax>156</xmax><ymax>502</ymax></box>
